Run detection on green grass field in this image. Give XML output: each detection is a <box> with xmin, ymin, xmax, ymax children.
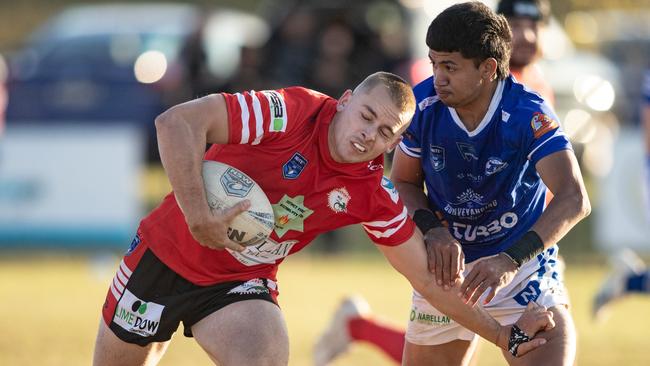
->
<box><xmin>1</xmin><ymin>252</ymin><xmax>648</xmax><ymax>365</ymax></box>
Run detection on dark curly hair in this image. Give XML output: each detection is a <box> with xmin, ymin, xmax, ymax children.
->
<box><xmin>426</xmin><ymin>1</ymin><xmax>512</xmax><ymax>80</ymax></box>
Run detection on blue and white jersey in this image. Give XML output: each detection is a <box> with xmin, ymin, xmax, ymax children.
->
<box><xmin>400</xmin><ymin>76</ymin><xmax>571</xmax><ymax>262</ymax></box>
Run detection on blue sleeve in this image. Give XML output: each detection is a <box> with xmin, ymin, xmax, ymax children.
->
<box><xmin>398</xmin><ymin>77</ymin><xmax>435</xmax><ymax>158</ymax></box>
<box><xmin>399</xmin><ymin>109</ymin><xmax>423</xmax><ymax>158</ymax></box>
<box><xmin>522</xmin><ymin>102</ymin><xmax>572</xmax><ymax>166</ymax></box>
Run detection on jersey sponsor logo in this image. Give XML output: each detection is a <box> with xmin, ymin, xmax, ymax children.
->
<box><xmin>501</xmin><ymin>110</ymin><xmax>511</xmax><ymax>122</ymax></box>
<box><xmin>327</xmin><ymin>187</ymin><xmax>351</xmax><ymax>213</ymax></box>
<box><xmin>456</xmin><ymin>172</ymin><xmax>484</xmax><ymax>183</ymax></box>
<box><xmin>220</xmin><ymin>168</ymin><xmax>254</xmax><ymax>198</ymax></box>
<box><xmin>530</xmin><ymin>112</ymin><xmax>559</xmax><ymax>139</ymax></box>
<box><xmin>227</xmin><ymin>238</ymin><xmax>299</xmax><ymax>266</ymax></box>
<box><xmin>227</xmin><ymin>278</ymin><xmax>270</xmax><ymax>295</ymax></box>
<box><xmin>409</xmin><ymin>309</ymin><xmax>451</xmax><ymax>326</ymax></box>
<box><xmin>272</xmin><ymin>195</ymin><xmax>313</xmax><ymax>238</ymax></box>
<box><xmin>381</xmin><ymin>176</ymin><xmax>399</xmax><ymax>204</ymax></box>
<box><xmin>418</xmin><ymin>95</ymin><xmax>439</xmax><ymax>111</ymax></box>
<box><xmin>125</xmin><ymin>234</ymin><xmax>141</xmax><ymax>256</ymax></box>
<box><xmin>485</xmin><ymin>157</ymin><xmax>508</xmax><ymax>176</ymax></box>
<box><xmin>456</xmin><ymin>142</ymin><xmax>478</xmax><ymax>161</ymax></box>
<box><xmin>443</xmin><ymin>189</ymin><xmax>498</xmax><ymax>219</ymax></box>
<box><xmin>450</xmin><ymin>212</ymin><xmax>518</xmax><ymax>242</ymax></box>
<box><xmin>282</xmin><ymin>152</ymin><xmax>308</xmax><ymax>179</ymax></box>
<box><xmin>262</xmin><ymin>90</ymin><xmax>287</xmax><ymax>132</ymax></box>
<box><xmin>113</xmin><ymin>289</ymin><xmax>164</xmax><ymax>337</ymax></box>
<box><xmin>429</xmin><ymin>145</ymin><xmax>445</xmax><ymax>171</ymax></box>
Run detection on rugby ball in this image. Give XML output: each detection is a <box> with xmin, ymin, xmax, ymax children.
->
<box><xmin>202</xmin><ymin>160</ymin><xmax>275</xmax><ymax>246</ymax></box>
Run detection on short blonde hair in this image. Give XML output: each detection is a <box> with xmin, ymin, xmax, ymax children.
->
<box><xmin>354</xmin><ymin>72</ymin><xmax>416</xmax><ymax>116</ymax></box>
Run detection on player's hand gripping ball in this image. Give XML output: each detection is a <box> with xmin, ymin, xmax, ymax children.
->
<box><xmin>202</xmin><ymin>161</ymin><xmax>275</xmax><ymax>246</ymax></box>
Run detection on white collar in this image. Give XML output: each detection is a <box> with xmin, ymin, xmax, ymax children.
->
<box><xmin>448</xmin><ymin>80</ymin><xmax>504</xmax><ymax>137</ymax></box>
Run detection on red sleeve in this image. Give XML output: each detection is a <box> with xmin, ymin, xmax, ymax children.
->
<box><xmin>362</xmin><ymin>176</ymin><xmax>416</xmax><ymax>246</ymax></box>
<box><xmin>221</xmin><ymin>87</ymin><xmax>330</xmax><ymax>145</ymax></box>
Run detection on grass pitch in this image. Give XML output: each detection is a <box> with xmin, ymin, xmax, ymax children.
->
<box><xmin>0</xmin><ymin>253</ymin><xmax>648</xmax><ymax>365</ymax></box>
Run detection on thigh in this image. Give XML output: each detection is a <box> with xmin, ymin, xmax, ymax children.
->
<box><xmin>403</xmin><ymin>338</ymin><xmax>479</xmax><ymax>366</ymax></box>
<box><xmin>502</xmin><ymin>305</ymin><xmax>576</xmax><ymax>366</ymax></box>
<box><xmin>192</xmin><ymin>299</ymin><xmax>289</xmax><ymax>366</ymax></box>
<box><xmin>93</xmin><ymin>319</ymin><xmax>170</xmax><ymax>366</ymax></box>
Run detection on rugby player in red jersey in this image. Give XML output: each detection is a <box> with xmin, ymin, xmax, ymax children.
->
<box><xmin>93</xmin><ymin>72</ymin><xmax>553</xmax><ymax>366</ymax></box>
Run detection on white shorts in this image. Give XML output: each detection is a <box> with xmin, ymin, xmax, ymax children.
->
<box><xmin>405</xmin><ymin>245</ymin><xmax>568</xmax><ymax>346</ymax></box>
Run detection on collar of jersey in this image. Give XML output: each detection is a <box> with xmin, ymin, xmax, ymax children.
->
<box><xmin>447</xmin><ymin>79</ymin><xmax>505</xmax><ymax>137</ymax></box>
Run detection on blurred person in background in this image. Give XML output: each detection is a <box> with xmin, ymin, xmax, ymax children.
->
<box><xmin>593</xmin><ymin>69</ymin><xmax>650</xmax><ymax>318</ymax></box>
<box><xmin>498</xmin><ymin>0</ymin><xmax>554</xmax><ymax>105</ymax></box>
<box><xmin>314</xmin><ymin>2</ymin><xmax>590</xmax><ymax>366</ymax></box>
<box><xmin>92</xmin><ymin>71</ymin><xmax>553</xmax><ymax>366</ymax></box>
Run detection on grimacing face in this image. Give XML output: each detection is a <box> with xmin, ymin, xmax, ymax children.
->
<box><xmin>429</xmin><ymin>49</ymin><xmax>489</xmax><ymax>108</ymax></box>
<box><xmin>328</xmin><ymin>85</ymin><xmax>412</xmax><ymax>164</ymax></box>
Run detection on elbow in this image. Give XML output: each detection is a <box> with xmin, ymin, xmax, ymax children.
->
<box><xmin>154</xmin><ymin>107</ymin><xmax>176</xmax><ymax>132</ymax></box>
<box><xmin>568</xmin><ymin>189</ymin><xmax>591</xmax><ymax>220</ymax></box>
<box><xmin>576</xmin><ymin>187</ymin><xmax>591</xmax><ymax>219</ymax></box>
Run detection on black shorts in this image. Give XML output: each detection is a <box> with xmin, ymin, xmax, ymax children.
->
<box><xmin>101</xmin><ymin>243</ymin><xmax>278</xmax><ymax>346</ymax></box>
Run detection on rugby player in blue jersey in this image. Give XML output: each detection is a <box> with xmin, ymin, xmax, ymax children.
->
<box><xmin>392</xmin><ymin>2</ymin><xmax>590</xmax><ymax>365</ymax></box>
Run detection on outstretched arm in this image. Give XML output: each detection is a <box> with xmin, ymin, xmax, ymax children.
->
<box><xmin>376</xmin><ymin>231</ymin><xmax>554</xmax><ymax>356</ymax></box>
<box><xmin>155</xmin><ymin>94</ymin><xmax>249</xmax><ymax>251</ymax></box>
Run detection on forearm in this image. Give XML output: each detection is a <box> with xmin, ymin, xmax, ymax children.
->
<box><xmin>393</xmin><ymin>181</ymin><xmax>430</xmax><ymax>215</ymax></box>
<box><xmin>378</xmin><ymin>235</ymin><xmax>508</xmax><ymax>350</ymax></box>
<box><xmin>531</xmin><ymin>189</ymin><xmax>591</xmax><ymax>248</ymax></box>
<box><xmin>413</xmin><ymin>277</ymin><xmax>507</xmax><ymax>348</ymax></box>
<box><xmin>155</xmin><ymin>107</ymin><xmax>211</xmax><ymax>224</ymax></box>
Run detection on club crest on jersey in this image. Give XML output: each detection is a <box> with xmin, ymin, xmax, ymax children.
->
<box><xmin>381</xmin><ymin>176</ymin><xmax>399</xmax><ymax>204</ymax></box>
<box><xmin>485</xmin><ymin>157</ymin><xmax>508</xmax><ymax>176</ymax></box>
<box><xmin>262</xmin><ymin>90</ymin><xmax>288</xmax><ymax>132</ymax></box>
<box><xmin>220</xmin><ymin>168</ymin><xmax>254</xmax><ymax>198</ymax></box>
<box><xmin>530</xmin><ymin>112</ymin><xmax>558</xmax><ymax>139</ymax></box>
<box><xmin>328</xmin><ymin>187</ymin><xmax>351</xmax><ymax>213</ymax></box>
<box><xmin>283</xmin><ymin>152</ymin><xmax>308</xmax><ymax>179</ymax></box>
<box><xmin>456</xmin><ymin>143</ymin><xmax>478</xmax><ymax>162</ymax></box>
<box><xmin>429</xmin><ymin>145</ymin><xmax>445</xmax><ymax>171</ymax></box>
<box><xmin>272</xmin><ymin>194</ymin><xmax>313</xmax><ymax>238</ymax></box>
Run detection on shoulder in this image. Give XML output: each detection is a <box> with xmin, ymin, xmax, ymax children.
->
<box><xmin>502</xmin><ymin>76</ymin><xmax>557</xmax><ymax>128</ymax></box>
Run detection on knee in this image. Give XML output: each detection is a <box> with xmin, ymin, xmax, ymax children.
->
<box><xmin>222</xmin><ymin>341</ymin><xmax>289</xmax><ymax>366</ymax></box>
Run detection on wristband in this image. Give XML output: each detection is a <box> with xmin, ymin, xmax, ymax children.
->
<box><xmin>508</xmin><ymin>324</ymin><xmax>531</xmax><ymax>357</ymax></box>
<box><xmin>504</xmin><ymin>231</ymin><xmax>544</xmax><ymax>268</ymax></box>
<box><xmin>412</xmin><ymin>209</ymin><xmax>443</xmax><ymax>235</ymax></box>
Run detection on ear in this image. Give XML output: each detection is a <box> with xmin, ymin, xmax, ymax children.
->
<box><xmin>480</xmin><ymin>58</ymin><xmax>498</xmax><ymax>81</ymax></box>
<box><xmin>336</xmin><ymin>89</ymin><xmax>353</xmax><ymax>111</ymax></box>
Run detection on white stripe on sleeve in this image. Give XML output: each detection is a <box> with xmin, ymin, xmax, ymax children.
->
<box><xmin>250</xmin><ymin>91</ymin><xmax>264</xmax><ymax>145</ymax></box>
<box><xmin>398</xmin><ymin>141</ymin><xmax>421</xmax><ymax>158</ymax></box>
<box><xmin>236</xmin><ymin>92</ymin><xmax>250</xmax><ymax>144</ymax></box>
<box><xmin>363</xmin><ymin>206</ymin><xmax>408</xmax><ymax>228</ymax></box>
<box><xmin>363</xmin><ymin>215</ymin><xmax>408</xmax><ymax>239</ymax></box>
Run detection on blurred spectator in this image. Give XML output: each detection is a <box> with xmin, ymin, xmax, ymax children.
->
<box><xmin>497</xmin><ymin>0</ymin><xmax>555</xmax><ymax>105</ymax></box>
<box><xmin>264</xmin><ymin>7</ymin><xmax>317</xmax><ymax>89</ymax></box>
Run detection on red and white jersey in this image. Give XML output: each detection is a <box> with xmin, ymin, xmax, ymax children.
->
<box><xmin>139</xmin><ymin>87</ymin><xmax>415</xmax><ymax>285</ymax></box>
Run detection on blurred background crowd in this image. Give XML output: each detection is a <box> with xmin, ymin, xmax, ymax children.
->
<box><xmin>2</xmin><ymin>0</ymin><xmax>649</xmax><ymax>257</ymax></box>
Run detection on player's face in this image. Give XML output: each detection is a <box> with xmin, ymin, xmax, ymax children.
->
<box><xmin>329</xmin><ymin>85</ymin><xmax>411</xmax><ymax>164</ymax></box>
<box><xmin>429</xmin><ymin>50</ymin><xmax>491</xmax><ymax>108</ymax></box>
<box><xmin>509</xmin><ymin>17</ymin><xmax>541</xmax><ymax>69</ymax></box>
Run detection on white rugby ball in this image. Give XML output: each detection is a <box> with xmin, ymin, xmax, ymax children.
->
<box><xmin>202</xmin><ymin>160</ymin><xmax>275</xmax><ymax>247</ymax></box>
